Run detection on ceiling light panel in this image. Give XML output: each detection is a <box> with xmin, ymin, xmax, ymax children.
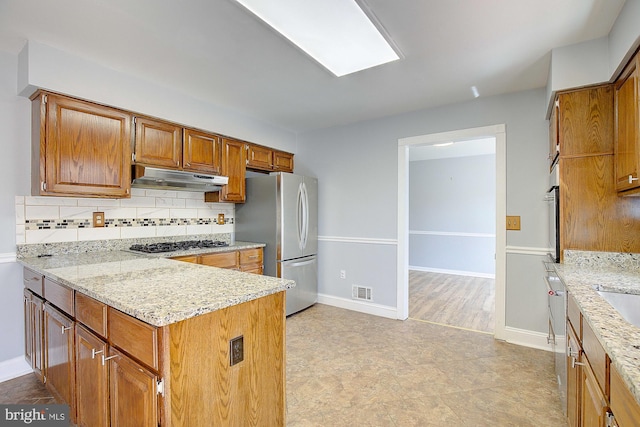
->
<box><xmin>233</xmin><ymin>0</ymin><xmax>400</xmax><ymax>77</ymax></box>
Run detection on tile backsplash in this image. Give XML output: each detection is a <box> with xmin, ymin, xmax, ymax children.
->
<box><xmin>16</xmin><ymin>188</ymin><xmax>234</xmax><ymax>245</ymax></box>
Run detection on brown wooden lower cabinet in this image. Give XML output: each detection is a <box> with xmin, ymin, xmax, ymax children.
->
<box><xmin>566</xmin><ymin>294</ymin><xmax>640</xmax><ymax>427</ymax></box>
<box><xmin>75</xmin><ymin>325</ymin><xmax>109</xmax><ymax>427</ymax></box>
<box><xmin>567</xmin><ymin>324</ymin><xmax>581</xmax><ymax>427</ymax></box>
<box><xmin>109</xmin><ymin>347</ymin><xmax>159</xmax><ymax>427</ymax></box>
<box><xmin>610</xmin><ymin>364</ymin><xmax>640</xmax><ymax>427</ymax></box>
<box><xmin>173</xmin><ymin>247</ymin><xmax>264</xmax><ymax>274</ymax></box>
<box><xmin>24</xmin><ymin>288</ymin><xmax>44</xmax><ymax>382</ymax></box>
<box><xmin>581</xmin><ymin>360</ymin><xmax>607</xmax><ymax>427</ymax></box>
<box><xmin>44</xmin><ymin>303</ymin><xmax>76</xmax><ymax>422</ymax></box>
<box><xmin>25</xmin><ymin>264</ymin><xmax>285</xmax><ymax>426</ymax></box>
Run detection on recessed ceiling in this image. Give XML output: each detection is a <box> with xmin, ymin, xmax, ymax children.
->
<box><xmin>0</xmin><ymin>0</ymin><xmax>626</xmax><ymax>132</ymax></box>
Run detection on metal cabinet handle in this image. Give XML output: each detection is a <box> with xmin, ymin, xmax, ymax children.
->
<box><xmin>91</xmin><ymin>349</ymin><xmax>104</xmax><ymax>359</ymax></box>
<box><xmin>570</xmin><ymin>356</ymin><xmax>586</xmax><ymax>368</ymax></box>
<box><xmin>102</xmin><ymin>354</ymin><xmax>118</xmax><ymax>366</ymax></box>
<box><xmin>629</xmin><ymin>175</ymin><xmax>638</xmax><ymax>184</ymax></box>
<box><xmin>61</xmin><ymin>326</ymin><xmax>72</xmax><ymax>334</ymax></box>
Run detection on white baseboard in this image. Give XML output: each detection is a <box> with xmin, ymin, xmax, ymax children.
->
<box><xmin>502</xmin><ymin>326</ymin><xmax>553</xmax><ymax>352</ymax></box>
<box><xmin>0</xmin><ymin>356</ymin><xmax>32</xmax><ymax>383</ymax></box>
<box><xmin>409</xmin><ymin>265</ymin><xmax>495</xmax><ymax>279</ymax></box>
<box><xmin>317</xmin><ymin>293</ymin><xmax>398</xmax><ymax>319</ymax></box>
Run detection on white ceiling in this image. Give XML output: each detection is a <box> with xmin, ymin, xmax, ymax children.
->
<box><xmin>0</xmin><ymin>0</ymin><xmax>626</xmax><ymax>132</ymax></box>
<box><xmin>410</xmin><ymin>137</ymin><xmax>496</xmax><ymax>161</ymax></box>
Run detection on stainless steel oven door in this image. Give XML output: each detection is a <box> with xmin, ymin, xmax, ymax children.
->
<box><xmin>543</xmin><ymin>258</ymin><xmax>567</xmax><ymax>414</ymax></box>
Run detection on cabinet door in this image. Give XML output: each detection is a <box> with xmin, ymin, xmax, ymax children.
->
<box><xmin>24</xmin><ymin>289</ymin><xmax>34</xmax><ymax>368</ymax></box>
<box><xmin>183</xmin><ymin>128</ymin><xmax>222</xmax><ymax>174</ymax></box>
<box><xmin>549</xmin><ymin>98</ymin><xmax>559</xmax><ymax>170</ymax></box>
<box><xmin>44</xmin><ymin>304</ymin><xmax>75</xmax><ymax>417</ymax></box>
<box><xmin>42</xmin><ymin>94</ymin><xmax>132</xmax><ymax>198</ymax></box>
<box><xmin>581</xmin><ymin>361</ymin><xmax>607</xmax><ymax>427</ymax></box>
<box><xmin>610</xmin><ymin>364</ymin><xmax>640</xmax><ymax>427</ymax></box>
<box><xmin>24</xmin><ymin>290</ymin><xmax>45</xmax><ymax>382</ymax></box>
<box><xmin>566</xmin><ymin>324</ymin><xmax>581</xmax><ymax>427</ymax></box>
<box><xmin>558</xmin><ymin>86</ymin><xmax>614</xmax><ymax>157</ymax></box>
<box><xmin>75</xmin><ymin>325</ymin><xmax>109</xmax><ymax>427</ymax></box>
<box><xmin>109</xmin><ymin>348</ymin><xmax>159</xmax><ymax>427</ymax></box>
<box><xmin>215</xmin><ymin>138</ymin><xmax>247</xmax><ymax>203</ymax></box>
<box><xmin>134</xmin><ymin>116</ymin><xmax>182</xmax><ymax>169</ymax></box>
<box><xmin>247</xmin><ymin>144</ymin><xmax>273</xmax><ymax>171</ymax></box>
<box><xmin>614</xmin><ymin>55</ymin><xmax>640</xmax><ymax>192</ymax></box>
<box><xmin>273</xmin><ymin>150</ymin><xmax>294</xmax><ymax>172</ymax></box>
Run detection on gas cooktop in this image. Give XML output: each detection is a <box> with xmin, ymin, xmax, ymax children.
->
<box><xmin>129</xmin><ymin>240</ymin><xmax>229</xmax><ymax>254</ymax></box>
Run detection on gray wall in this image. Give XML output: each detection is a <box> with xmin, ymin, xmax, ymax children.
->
<box><xmin>409</xmin><ymin>154</ymin><xmax>496</xmax><ymax>276</ymax></box>
<box><xmin>0</xmin><ymin>51</ymin><xmax>31</xmax><ymax>364</ymax></box>
<box><xmin>0</xmin><ymin>45</ymin><xmax>299</xmax><ymax>370</ymax></box>
<box><xmin>295</xmin><ymin>88</ymin><xmax>550</xmax><ymax>332</ymax></box>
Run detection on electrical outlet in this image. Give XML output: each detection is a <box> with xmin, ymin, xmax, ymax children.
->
<box><xmin>230</xmin><ymin>335</ymin><xmax>244</xmax><ymax>366</ymax></box>
<box><xmin>217</xmin><ymin>213</ymin><xmax>225</xmax><ymax>225</ymax></box>
<box><xmin>340</xmin><ymin>270</ymin><xmax>346</xmax><ymax>279</ymax></box>
<box><xmin>506</xmin><ymin>215</ymin><xmax>521</xmax><ymax>230</ymax></box>
<box><xmin>93</xmin><ymin>212</ymin><xmax>105</xmax><ymax>228</ymax></box>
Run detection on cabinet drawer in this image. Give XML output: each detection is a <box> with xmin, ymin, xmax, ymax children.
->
<box><xmin>23</xmin><ymin>268</ymin><xmax>44</xmax><ymax>297</ymax></box>
<box><xmin>171</xmin><ymin>255</ymin><xmax>199</xmax><ymax>264</ymax></box>
<box><xmin>582</xmin><ymin>318</ymin><xmax>607</xmax><ymax>393</ymax></box>
<box><xmin>108</xmin><ymin>307</ymin><xmax>158</xmax><ymax>370</ymax></box>
<box><xmin>200</xmin><ymin>251</ymin><xmax>238</xmax><ymax>269</ymax></box>
<box><xmin>239</xmin><ymin>248</ymin><xmax>263</xmax><ymax>266</ymax></box>
<box><xmin>44</xmin><ymin>278</ymin><xmax>74</xmax><ymax>317</ymax></box>
<box><xmin>75</xmin><ymin>293</ymin><xmax>107</xmax><ymax>338</ymax></box>
<box><xmin>610</xmin><ymin>364</ymin><xmax>640</xmax><ymax>427</ymax></box>
<box><xmin>568</xmin><ymin>293</ymin><xmax>581</xmax><ymax>339</ymax></box>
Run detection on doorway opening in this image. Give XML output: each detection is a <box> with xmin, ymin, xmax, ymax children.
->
<box><xmin>407</xmin><ymin>137</ymin><xmax>496</xmax><ymax>333</ymax></box>
<box><xmin>397</xmin><ymin>125</ymin><xmax>506</xmax><ymax>340</ymax></box>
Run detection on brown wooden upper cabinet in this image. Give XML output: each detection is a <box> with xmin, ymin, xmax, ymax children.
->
<box><xmin>206</xmin><ymin>137</ymin><xmax>247</xmax><ymax>203</ymax></box>
<box><xmin>549</xmin><ymin>97</ymin><xmax>560</xmax><ymax>170</ymax></box>
<box><xmin>553</xmin><ymin>85</ymin><xmax>614</xmax><ymax>160</ymax></box>
<box><xmin>246</xmin><ymin>143</ymin><xmax>294</xmax><ymax>173</ymax></box>
<box><xmin>183</xmin><ymin>128</ymin><xmax>222</xmax><ymax>175</ymax></box>
<box><xmin>133</xmin><ymin>116</ymin><xmax>182</xmax><ymax>169</ymax></box>
<box><xmin>614</xmin><ymin>51</ymin><xmax>640</xmax><ymax>194</ymax></box>
<box><xmin>32</xmin><ymin>92</ymin><xmax>132</xmax><ymax>198</ymax></box>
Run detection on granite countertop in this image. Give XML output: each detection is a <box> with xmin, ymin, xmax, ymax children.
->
<box><xmin>554</xmin><ymin>251</ymin><xmax>640</xmax><ymax>405</ymax></box>
<box><xmin>18</xmin><ymin>242</ymin><xmax>294</xmax><ymax>328</ymax></box>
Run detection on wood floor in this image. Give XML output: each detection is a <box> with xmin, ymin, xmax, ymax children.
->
<box><xmin>409</xmin><ymin>270</ymin><xmax>495</xmax><ymax>333</ymax></box>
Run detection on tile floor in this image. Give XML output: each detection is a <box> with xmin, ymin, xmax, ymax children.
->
<box><xmin>285</xmin><ymin>304</ymin><xmax>567</xmax><ymax>426</ymax></box>
<box><xmin>0</xmin><ymin>304</ymin><xmax>567</xmax><ymax>426</ymax></box>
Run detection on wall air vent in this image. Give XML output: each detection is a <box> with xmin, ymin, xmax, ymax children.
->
<box><xmin>352</xmin><ymin>285</ymin><xmax>372</xmax><ymax>301</ymax></box>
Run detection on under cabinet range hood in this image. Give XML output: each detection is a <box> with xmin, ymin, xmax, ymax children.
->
<box><xmin>132</xmin><ymin>166</ymin><xmax>228</xmax><ymax>192</ymax></box>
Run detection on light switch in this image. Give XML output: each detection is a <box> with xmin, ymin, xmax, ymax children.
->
<box><xmin>506</xmin><ymin>216</ymin><xmax>521</xmax><ymax>230</ymax></box>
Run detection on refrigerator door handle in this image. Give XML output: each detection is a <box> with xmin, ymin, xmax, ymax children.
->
<box><xmin>297</xmin><ymin>183</ymin><xmax>304</xmax><ymax>250</ymax></box>
<box><xmin>302</xmin><ymin>182</ymin><xmax>309</xmax><ymax>250</ymax></box>
<box><xmin>287</xmin><ymin>258</ymin><xmax>316</xmax><ymax>268</ymax></box>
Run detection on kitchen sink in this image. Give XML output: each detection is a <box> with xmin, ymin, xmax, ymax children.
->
<box><xmin>594</xmin><ymin>286</ymin><xmax>640</xmax><ymax>328</ymax></box>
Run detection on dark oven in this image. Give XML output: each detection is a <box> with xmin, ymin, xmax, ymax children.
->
<box><xmin>546</xmin><ymin>164</ymin><xmax>560</xmax><ymax>263</ymax></box>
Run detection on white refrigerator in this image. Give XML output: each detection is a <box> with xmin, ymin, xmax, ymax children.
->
<box><xmin>235</xmin><ymin>173</ymin><xmax>318</xmax><ymax>315</ymax></box>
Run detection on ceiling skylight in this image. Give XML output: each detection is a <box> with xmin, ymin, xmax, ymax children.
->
<box><xmin>233</xmin><ymin>0</ymin><xmax>400</xmax><ymax>77</ymax></box>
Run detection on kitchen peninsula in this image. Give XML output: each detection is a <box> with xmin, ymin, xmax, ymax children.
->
<box><xmin>18</xmin><ymin>240</ymin><xmax>294</xmax><ymax>426</ymax></box>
